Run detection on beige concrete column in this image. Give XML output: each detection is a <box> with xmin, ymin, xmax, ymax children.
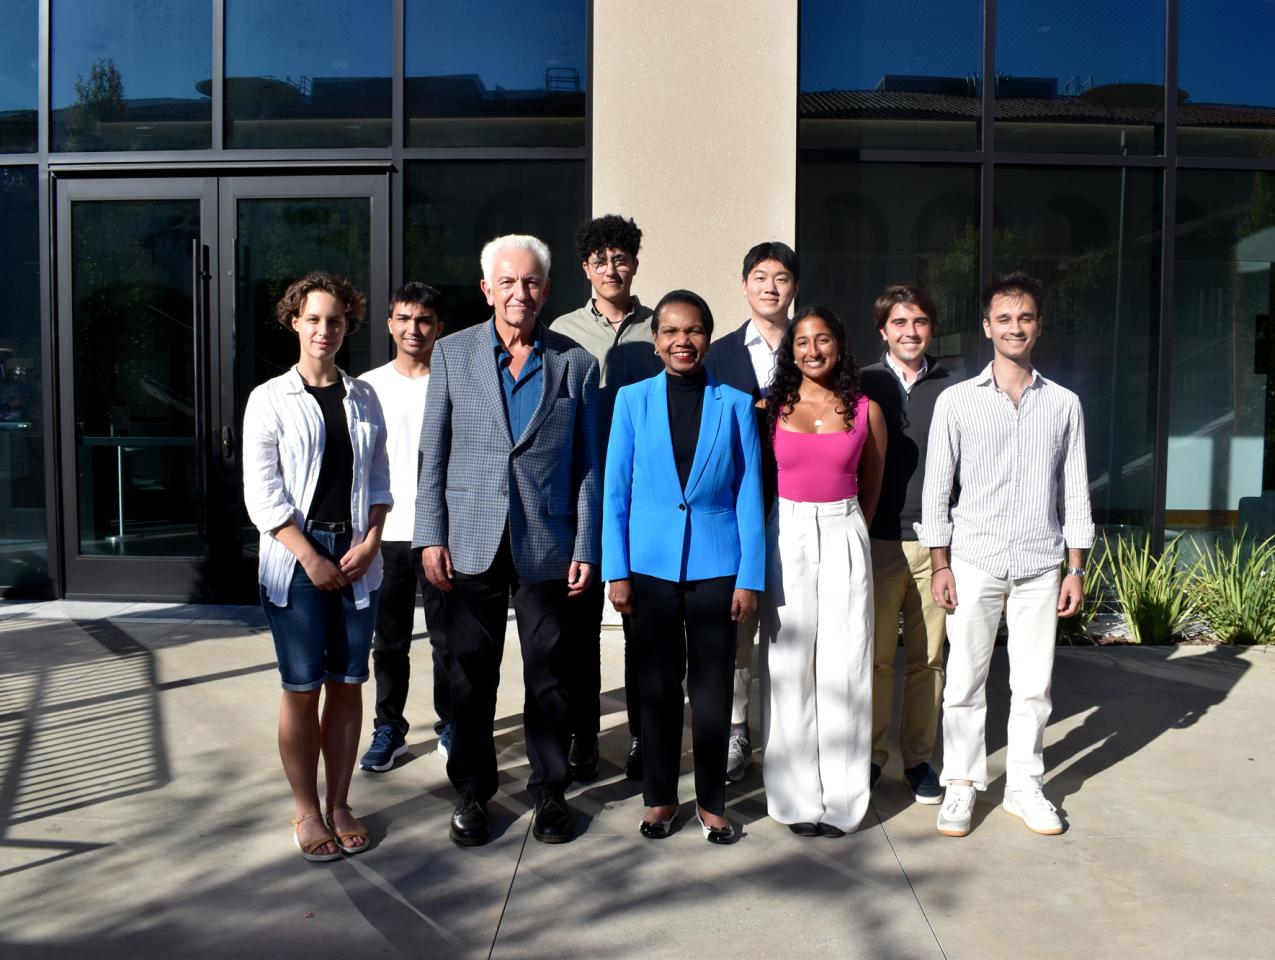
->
<box><xmin>590</xmin><ymin>0</ymin><xmax>798</xmax><ymax>334</ymax></box>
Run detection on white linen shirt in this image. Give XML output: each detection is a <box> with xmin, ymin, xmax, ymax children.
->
<box><xmin>242</xmin><ymin>366</ymin><xmax>393</xmax><ymax>608</ymax></box>
<box><xmin>915</xmin><ymin>363</ymin><xmax>1094</xmax><ymax>580</ymax></box>
<box><xmin>743</xmin><ymin>319</ymin><xmax>780</xmax><ymax>396</ymax></box>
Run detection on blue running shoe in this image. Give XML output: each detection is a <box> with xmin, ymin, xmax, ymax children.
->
<box><xmin>438</xmin><ymin>723</ymin><xmax>453</xmax><ymax>761</ymax></box>
<box><xmin>360</xmin><ymin>724</ymin><xmax>407</xmax><ymax>772</ymax></box>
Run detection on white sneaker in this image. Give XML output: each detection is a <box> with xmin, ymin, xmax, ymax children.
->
<box><xmin>1002</xmin><ymin>787</ymin><xmax>1064</xmax><ymax>835</ymax></box>
<box><xmin>725</xmin><ymin>732</ymin><xmax>751</xmax><ymax>783</ymax></box>
<box><xmin>936</xmin><ymin>784</ymin><xmax>976</xmax><ymax>837</ymax></box>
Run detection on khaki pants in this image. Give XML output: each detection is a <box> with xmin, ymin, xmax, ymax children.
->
<box><xmin>870</xmin><ymin>538</ymin><xmax>947</xmax><ymax>769</ymax></box>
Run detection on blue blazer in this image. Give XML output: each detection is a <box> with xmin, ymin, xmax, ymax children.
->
<box><xmin>602</xmin><ymin>371</ymin><xmax>765</xmax><ymax>590</ymax></box>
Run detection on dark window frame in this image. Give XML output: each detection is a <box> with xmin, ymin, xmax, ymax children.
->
<box><xmin>4</xmin><ymin>0</ymin><xmax>592</xmax><ymax>598</ymax></box>
<box><xmin>797</xmin><ymin>0</ymin><xmax>1275</xmax><ymax>554</ymax></box>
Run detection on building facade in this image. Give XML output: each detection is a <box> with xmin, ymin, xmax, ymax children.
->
<box><xmin>1</xmin><ymin>0</ymin><xmax>1273</xmax><ymax>600</ymax></box>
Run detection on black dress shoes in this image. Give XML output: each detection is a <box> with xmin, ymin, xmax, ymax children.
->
<box><xmin>816</xmin><ymin>823</ymin><xmax>846</xmax><ymax>838</ymax></box>
<box><xmin>567</xmin><ymin>733</ymin><xmax>599</xmax><ymax>781</ymax></box>
<box><xmin>788</xmin><ymin>822</ymin><xmax>819</xmax><ymax>837</ymax></box>
<box><xmin>531</xmin><ymin>788</ymin><xmax>574</xmax><ymax>843</ymax></box>
<box><xmin>625</xmin><ymin>737</ymin><xmax>642</xmax><ymax>780</ymax></box>
<box><xmin>450</xmin><ymin>794</ymin><xmax>490</xmax><ymax>847</ymax></box>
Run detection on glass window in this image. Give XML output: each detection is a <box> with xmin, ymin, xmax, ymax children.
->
<box><xmin>993</xmin><ymin>166</ymin><xmax>1162</xmax><ymax>532</ymax></box>
<box><xmin>1169</xmin><ymin>170</ymin><xmax>1275</xmax><ymax>541</ymax></box>
<box><xmin>404</xmin><ymin>161</ymin><xmax>589</xmax><ymax>331</ymax></box>
<box><xmin>995</xmin><ymin>0</ymin><xmax>1163</xmax><ymax>155</ymax></box>
<box><xmin>405</xmin><ymin>0</ymin><xmax>586</xmax><ymax>148</ymax></box>
<box><xmin>799</xmin><ymin>0</ymin><xmax>982</xmax><ymax>152</ymax></box>
<box><xmin>1179</xmin><ymin>1</ymin><xmax>1275</xmax><ymax>158</ymax></box>
<box><xmin>51</xmin><ymin>0</ymin><xmax>212</xmax><ymax>152</ymax></box>
<box><xmin>0</xmin><ymin>1</ymin><xmax>38</xmax><ymax>152</ymax></box>
<box><xmin>798</xmin><ymin>163</ymin><xmax>980</xmax><ymax>368</ymax></box>
<box><xmin>0</xmin><ymin>168</ymin><xmax>47</xmax><ymax>592</ymax></box>
<box><xmin>225</xmin><ymin>0</ymin><xmax>391</xmax><ymax>149</ymax></box>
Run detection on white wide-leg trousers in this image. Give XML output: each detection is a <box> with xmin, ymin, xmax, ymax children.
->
<box><xmin>940</xmin><ymin>557</ymin><xmax>1060</xmax><ymax>791</ymax></box>
<box><xmin>760</xmin><ymin>497</ymin><xmax>874</xmax><ymax>831</ymax></box>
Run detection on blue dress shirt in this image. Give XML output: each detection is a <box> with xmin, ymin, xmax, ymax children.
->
<box><xmin>491</xmin><ymin>319</ymin><xmax>545</xmax><ymax>443</ymax></box>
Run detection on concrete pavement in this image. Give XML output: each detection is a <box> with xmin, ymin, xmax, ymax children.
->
<box><xmin>0</xmin><ymin>599</ymin><xmax>1271</xmax><ymax>959</ymax></box>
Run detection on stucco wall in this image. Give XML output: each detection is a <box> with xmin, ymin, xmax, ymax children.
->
<box><xmin>590</xmin><ymin>0</ymin><xmax>798</xmax><ymax>336</ymax></box>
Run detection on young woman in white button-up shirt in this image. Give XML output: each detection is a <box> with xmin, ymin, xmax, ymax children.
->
<box><xmin>242</xmin><ymin>272</ymin><xmax>392</xmax><ymax>861</ymax></box>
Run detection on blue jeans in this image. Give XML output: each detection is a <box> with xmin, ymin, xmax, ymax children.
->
<box><xmin>261</xmin><ymin>527</ymin><xmax>379</xmax><ymax>692</ymax></box>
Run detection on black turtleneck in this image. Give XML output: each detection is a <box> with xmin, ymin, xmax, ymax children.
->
<box><xmin>666</xmin><ymin>367</ymin><xmax>707</xmax><ymax>491</ymax></box>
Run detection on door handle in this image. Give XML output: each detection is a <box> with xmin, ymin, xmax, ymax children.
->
<box><xmin>222</xmin><ymin>425</ymin><xmax>234</xmax><ymax>463</ymax></box>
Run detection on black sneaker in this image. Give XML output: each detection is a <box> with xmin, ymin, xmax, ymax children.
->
<box><xmin>904</xmin><ymin>763</ymin><xmax>942</xmax><ymax>805</ymax></box>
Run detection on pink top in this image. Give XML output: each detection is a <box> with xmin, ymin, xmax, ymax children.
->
<box><xmin>773</xmin><ymin>396</ymin><xmax>870</xmax><ymax>503</ymax></box>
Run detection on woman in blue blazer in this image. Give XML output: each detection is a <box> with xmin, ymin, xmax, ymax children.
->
<box><xmin>603</xmin><ymin>289</ymin><xmax>765</xmax><ymax>844</ymax></box>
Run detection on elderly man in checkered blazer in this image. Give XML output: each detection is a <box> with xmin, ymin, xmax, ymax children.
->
<box><xmin>414</xmin><ymin>233</ymin><xmax>601</xmax><ymax>847</ymax></box>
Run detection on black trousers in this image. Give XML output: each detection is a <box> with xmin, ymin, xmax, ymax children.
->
<box><xmin>629</xmin><ymin>572</ymin><xmax>736</xmax><ymax>816</ymax></box>
<box><xmin>562</xmin><ymin>577</ymin><xmax>602</xmax><ymax>740</ymax></box>
<box><xmin>372</xmin><ymin>541</ymin><xmax>451</xmax><ymax>735</ymax></box>
<box><xmin>446</xmin><ymin>532</ymin><xmax>571</xmax><ymax>802</ymax></box>
<box><xmin>622</xmin><ymin>613</ymin><xmax>641</xmax><ymax>738</ymax></box>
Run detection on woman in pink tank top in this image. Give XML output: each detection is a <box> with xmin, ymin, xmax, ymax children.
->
<box><xmin>758</xmin><ymin>306</ymin><xmax>886</xmax><ymax>837</ymax></box>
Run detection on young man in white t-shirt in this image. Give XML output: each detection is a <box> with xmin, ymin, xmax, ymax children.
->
<box><xmin>358</xmin><ymin>283</ymin><xmax>450</xmax><ymax>771</ymax></box>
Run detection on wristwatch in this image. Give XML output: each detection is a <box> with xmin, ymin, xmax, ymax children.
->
<box><xmin>1065</xmin><ymin>566</ymin><xmax>1085</xmax><ymax>577</ymax></box>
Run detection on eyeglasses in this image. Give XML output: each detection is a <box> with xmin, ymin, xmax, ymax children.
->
<box><xmin>588</xmin><ymin>255</ymin><xmax>633</xmax><ymax>273</ymax></box>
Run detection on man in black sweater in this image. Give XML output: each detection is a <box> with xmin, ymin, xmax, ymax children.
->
<box><xmin>859</xmin><ymin>284</ymin><xmax>954</xmax><ymax>804</ymax></box>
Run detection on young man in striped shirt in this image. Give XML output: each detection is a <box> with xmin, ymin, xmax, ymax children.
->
<box><xmin>917</xmin><ymin>272</ymin><xmax>1094</xmax><ymax>838</ymax></box>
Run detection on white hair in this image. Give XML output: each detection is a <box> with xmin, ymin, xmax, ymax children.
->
<box><xmin>480</xmin><ymin>234</ymin><xmax>551</xmax><ymax>281</ymax></box>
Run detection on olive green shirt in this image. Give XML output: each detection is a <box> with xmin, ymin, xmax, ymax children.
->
<box><xmin>550</xmin><ymin>296</ymin><xmax>662</xmax><ymax>451</ymax></box>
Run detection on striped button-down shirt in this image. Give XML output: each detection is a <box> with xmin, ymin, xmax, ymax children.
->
<box><xmin>242</xmin><ymin>367</ymin><xmax>393</xmax><ymax>608</ymax></box>
<box><xmin>915</xmin><ymin>363</ymin><xmax>1094</xmax><ymax>579</ymax></box>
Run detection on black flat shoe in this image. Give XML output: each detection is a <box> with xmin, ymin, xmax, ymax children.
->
<box><xmin>696</xmin><ymin>811</ymin><xmax>736</xmax><ymax>845</ymax></box>
<box><xmin>788</xmin><ymin>822</ymin><xmax>818</xmax><ymax>837</ymax></box>
<box><xmin>816</xmin><ymin>823</ymin><xmax>845</xmax><ymax>838</ymax></box>
<box><xmin>568</xmin><ymin>734</ymin><xmax>599</xmax><ymax>781</ymax></box>
<box><xmin>531</xmin><ymin>788</ymin><xmax>574</xmax><ymax>843</ymax></box>
<box><xmin>625</xmin><ymin>737</ymin><xmax>642</xmax><ymax>780</ymax></box>
<box><xmin>449</xmin><ymin>794</ymin><xmax>489</xmax><ymax>847</ymax></box>
<box><xmin>639</xmin><ymin>809</ymin><xmax>677</xmax><ymax>839</ymax></box>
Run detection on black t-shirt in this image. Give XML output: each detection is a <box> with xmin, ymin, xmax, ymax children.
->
<box><xmin>304</xmin><ymin>381</ymin><xmax>353</xmax><ymax>524</ymax></box>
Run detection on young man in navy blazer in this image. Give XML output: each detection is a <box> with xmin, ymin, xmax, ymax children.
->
<box><xmin>704</xmin><ymin>240</ymin><xmax>799</xmax><ymax>782</ymax></box>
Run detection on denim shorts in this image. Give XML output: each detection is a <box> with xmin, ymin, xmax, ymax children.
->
<box><xmin>261</xmin><ymin>526</ymin><xmax>379</xmax><ymax>692</ymax></box>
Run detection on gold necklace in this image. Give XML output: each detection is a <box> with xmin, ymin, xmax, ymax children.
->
<box><xmin>809</xmin><ymin>392</ymin><xmax>837</xmax><ymax>428</ymax></box>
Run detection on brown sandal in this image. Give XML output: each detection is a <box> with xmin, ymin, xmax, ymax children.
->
<box><xmin>325</xmin><ymin>803</ymin><xmax>370</xmax><ymax>855</ymax></box>
<box><xmin>291</xmin><ymin>813</ymin><xmax>342</xmax><ymax>862</ymax></box>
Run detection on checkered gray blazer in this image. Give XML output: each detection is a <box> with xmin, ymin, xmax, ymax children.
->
<box><xmin>413</xmin><ymin>320</ymin><xmax>601</xmax><ymax>580</ymax></box>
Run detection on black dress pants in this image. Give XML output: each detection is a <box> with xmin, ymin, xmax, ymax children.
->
<box><xmin>563</xmin><ymin>577</ymin><xmax>603</xmax><ymax>741</ymax></box>
<box><xmin>629</xmin><ymin>572</ymin><xmax>736</xmax><ymax>816</ymax></box>
<box><xmin>446</xmin><ymin>532</ymin><xmax>571</xmax><ymax>802</ymax></box>
<box><xmin>371</xmin><ymin>541</ymin><xmax>451</xmax><ymax>735</ymax></box>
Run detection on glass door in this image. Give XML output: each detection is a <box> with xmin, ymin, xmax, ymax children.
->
<box><xmin>55</xmin><ymin>172</ymin><xmax>389</xmax><ymax>600</ymax></box>
<box><xmin>218</xmin><ymin>175</ymin><xmax>390</xmax><ymax>594</ymax></box>
<box><xmin>56</xmin><ymin>177</ymin><xmax>220</xmax><ymax>598</ymax></box>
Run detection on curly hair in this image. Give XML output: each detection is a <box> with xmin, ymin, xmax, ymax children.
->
<box><xmin>275</xmin><ymin>272</ymin><xmax>367</xmax><ymax>334</ymax></box>
<box><xmin>765</xmin><ymin>305</ymin><xmax>861</xmax><ymax>437</ymax></box>
<box><xmin>573</xmin><ymin>214</ymin><xmax>642</xmax><ymax>261</ymax></box>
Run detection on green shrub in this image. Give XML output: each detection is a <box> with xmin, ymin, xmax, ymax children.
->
<box><xmin>1188</xmin><ymin>533</ymin><xmax>1275</xmax><ymax>645</ymax></box>
<box><xmin>1105</xmin><ymin>533</ymin><xmax>1194</xmax><ymax>644</ymax></box>
<box><xmin>1056</xmin><ymin>546</ymin><xmax>1109</xmax><ymax>645</ymax></box>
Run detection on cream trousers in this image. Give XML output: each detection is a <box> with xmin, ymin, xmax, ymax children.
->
<box><xmin>760</xmin><ymin>497</ymin><xmax>874</xmax><ymax>830</ymax></box>
<box><xmin>940</xmin><ymin>557</ymin><xmax>1060</xmax><ymax>791</ymax></box>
